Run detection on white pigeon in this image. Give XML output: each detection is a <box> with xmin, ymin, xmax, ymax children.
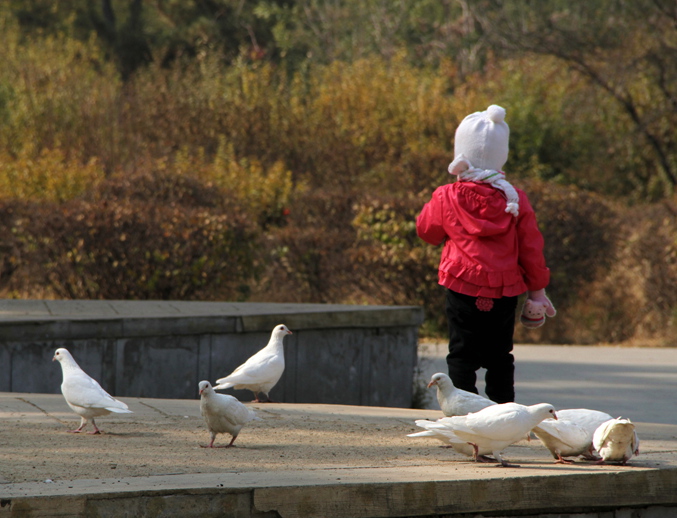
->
<box><xmin>214</xmin><ymin>324</ymin><xmax>292</xmax><ymax>402</ymax></box>
<box><xmin>592</xmin><ymin>417</ymin><xmax>640</xmax><ymax>465</ymax></box>
<box><xmin>412</xmin><ymin>402</ymin><xmax>558</xmax><ymax>467</ymax></box>
<box><xmin>532</xmin><ymin>408</ymin><xmax>613</xmax><ymax>463</ymax></box>
<box><xmin>52</xmin><ymin>348</ymin><xmax>132</xmax><ymax>434</ymax></box>
<box><xmin>427</xmin><ymin>372</ymin><xmax>496</xmax><ymax>416</ymax></box>
<box><xmin>199</xmin><ymin>380</ymin><xmax>261</xmax><ymax>448</ymax></box>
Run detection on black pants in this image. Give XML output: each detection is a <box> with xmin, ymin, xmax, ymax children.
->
<box><xmin>445</xmin><ymin>289</ymin><xmax>518</xmax><ymax>404</ymax></box>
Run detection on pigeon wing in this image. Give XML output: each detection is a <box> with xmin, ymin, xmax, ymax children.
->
<box><xmin>462</xmin><ymin>405</ymin><xmax>525</xmax><ymax>438</ymax></box>
<box><xmin>62</xmin><ymin>373</ymin><xmax>130</xmax><ymax>413</ymax></box>
<box><xmin>218</xmin><ymin>352</ymin><xmax>282</xmax><ymax>387</ymax></box>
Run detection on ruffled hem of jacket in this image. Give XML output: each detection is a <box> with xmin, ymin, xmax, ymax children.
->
<box><xmin>439</xmin><ymin>266</ymin><xmax>527</xmax><ymax>298</ymax></box>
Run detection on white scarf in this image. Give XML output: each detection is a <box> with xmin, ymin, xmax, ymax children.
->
<box><xmin>448</xmin><ymin>154</ymin><xmax>519</xmax><ymax>217</ymax></box>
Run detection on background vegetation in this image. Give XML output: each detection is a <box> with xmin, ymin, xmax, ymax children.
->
<box><xmin>0</xmin><ymin>0</ymin><xmax>675</xmax><ymax>346</ymax></box>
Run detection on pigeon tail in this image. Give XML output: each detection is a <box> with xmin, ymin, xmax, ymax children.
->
<box><xmin>407</xmin><ymin>430</ymin><xmax>437</xmax><ymax>438</ymax></box>
<box><xmin>106</xmin><ymin>406</ymin><xmax>133</xmax><ymax>414</ymax></box>
<box><xmin>213</xmin><ymin>380</ymin><xmax>235</xmax><ymax>391</ymax></box>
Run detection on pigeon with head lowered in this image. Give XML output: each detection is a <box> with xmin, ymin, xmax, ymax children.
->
<box><xmin>427</xmin><ymin>372</ymin><xmax>496</xmax><ymax>416</ymax></box>
<box><xmin>532</xmin><ymin>408</ymin><xmax>613</xmax><ymax>463</ymax></box>
<box><xmin>412</xmin><ymin>402</ymin><xmax>558</xmax><ymax>467</ymax></box>
<box><xmin>53</xmin><ymin>348</ymin><xmax>132</xmax><ymax>434</ymax></box>
<box><xmin>592</xmin><ymin>417</ymin><xmax>640</xmax><ymax>465</ymax></box>
<box><xmin>214</xmin><ymin>324</ymin><xmax>292</xmax><ymax>402</ymax></box>
<box><xmin>199</xmin><ymin>380</ymin><xmax>261</xmax><ymax>448</ymax></box>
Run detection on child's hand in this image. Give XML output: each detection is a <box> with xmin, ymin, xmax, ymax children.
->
<box><xmin>520</xmin><ymin>289</ymin><xmax>556</xmax><ymax>328</ymax></box>
<box><xmin>527</xmin><ymin>289</ymin><xmax>556</xmax><ymax>316</ymax></box>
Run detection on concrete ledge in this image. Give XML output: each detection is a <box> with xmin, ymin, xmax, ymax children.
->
<box><xmin>0</xmin><ymin>300</ymin><xmax>424</xmax><ymax>405</ymax></box>
<box><xmin>3</xmin><ymin>467</ymin><xmax>677</xmax><ymax>518</ymax></box>
<box><xmin>0</xmin><ymin>300</ymin><xmax>424</xmax><ymax>338</ymax></box>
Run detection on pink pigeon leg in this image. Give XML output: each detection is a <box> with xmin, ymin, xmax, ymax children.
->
<box><xmin>255</xmin><ymin>391</ymin><xmax>276</xmax><ymax>403</ymax></box>
<box><xmin>68</xmin><ymin>418</ymin><xmax>87</xmax><ymax>433</ymax></box>
<box><xmin>469</xmin><ymin>443</ymin><xmax>495</xmax><ymax>463</ymax></box>
<box><xmin>201</xmin><ymin>433</ymin><xmax>218</xmax><ymax>448</ymax></box>
<box><xmin>201</xmin><ymin>433</ymin><xmax>238</xmax><ymax>448</ymax></box>
<box><xmin>555</xmin><ymin>454</ymin><xmax>575</xmax><ymax>465</ymax></box>
<box><xmin>86</xmin><ymin>419</ymin><xmax>103</xmax><ymax>435</ymax></box>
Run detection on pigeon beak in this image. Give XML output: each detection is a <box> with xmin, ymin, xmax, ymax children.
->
<box><xmin>427</xmin><ymin>381</ymin><xmax>436</xmax><ymax>388</ymax></box>
<box><xmin>52</xmin><ymin>356</ymin><xmax>57</xmax><ymax>362</ymax></box>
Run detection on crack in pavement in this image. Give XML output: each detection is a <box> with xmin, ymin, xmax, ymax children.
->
<box><xmin>16</xmin><ymin>397</ymin><xmax>67</xmax><ymax>425</ymax></box>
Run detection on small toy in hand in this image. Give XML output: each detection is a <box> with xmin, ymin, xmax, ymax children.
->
<box><xmin>520</xmin><ymin>299</ymin><xmax>548</xmax><ymax>328</ymax></box>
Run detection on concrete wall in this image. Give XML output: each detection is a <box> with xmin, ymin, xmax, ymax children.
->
<box><xmin>0</xmin><ymin>300</ymin><xmax>424</xmax><ymax>406</ymax></box>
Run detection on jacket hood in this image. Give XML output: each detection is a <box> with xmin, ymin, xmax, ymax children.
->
<box><xmin>450</xmin><ymin>182</ymin><xmax>515</xmax><ymax>237</ymax></box>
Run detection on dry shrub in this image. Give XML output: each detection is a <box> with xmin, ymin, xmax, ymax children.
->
<box><xmin>0</xmin><ymin>201</ymin><xmax>25</xmax><ymax>293</ymax></box>
<box><xmin>7</xmin><ymin>173</ymin><xmax>259</xmax><ymax>301</ymax></box>
<box><xmin>253</xmin><ymin>190</ymin><xmax>357</xmax><ymax>303</ymax></box>
<box><xmin>93</xmin><ymin>168</ymin><xmax>223</xmax><ymax>208</ymax></box>
<box><xmin>581</xmin><ymin>201</ymin><xmax>677</xmax><ymax>345</ymax></box>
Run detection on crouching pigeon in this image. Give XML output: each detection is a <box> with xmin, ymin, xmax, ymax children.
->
<box><xmin>532</xmin><ymin>408</ymin><xmax>613</xmax><ymax>463</ymax></box>
<box><xmin>593</xmin><ymin>417</ymin><xmax>640</xmax><ymax>465</ymax></box>
<box><xmin>199</xmin><ymin>380</ymin><xmax>261</xmax><ymax>448</ymax></box>
<box><xmin>214</xmin><ymin>324</ymin><xmax>292</xmax><ymax>402</ymax></box>
<box><xmin>427</xmin><ymin>372</ymin><xmax>496</xmax><ymax>416</ymax></box>
<box><xmin>53</xmin><ymin>348</ymin><xmax>132</xmax><ymax>434</ymax></box>
<box><xmin>411</xmin><ymin>402</ymin><xmax>557</xmax><ymax>467</ymax></box>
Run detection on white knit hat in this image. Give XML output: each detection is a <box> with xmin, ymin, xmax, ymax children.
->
<box><xmin>453</xmin><ymin>105</ymin><xmax>509</xmax><ymax>171</ymax></box>
<box><xmin>448</xmin><ymin>105</ymin><xmax>519</xmax><ymax>217</ymax></box>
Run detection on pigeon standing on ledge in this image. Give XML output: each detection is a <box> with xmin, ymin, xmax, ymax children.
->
<box><xmin>53</xmin><ymin>348</ymin><xmax>132</xmax><ymax>434</ymax></box>
<box><xmin>214</xmin><ymin>324</ymin><xmax>292</xmax><ymax>402</ymax></box>
<box><xmin>199</xmin><ymin>380</ymin><xmax>261</xmax><ymax>448</ymax></box>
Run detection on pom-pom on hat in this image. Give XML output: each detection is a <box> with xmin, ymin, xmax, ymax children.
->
<box><xmin>454</xmin><ymin>105</ymin><xmax>509</xmax><ymax>171</ymax></box>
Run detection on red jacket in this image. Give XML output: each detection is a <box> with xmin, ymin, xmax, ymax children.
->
<box><xmin>416</xmin><ymin>181</ymin><xmax>550</xmax><ymax>298</ymax></box>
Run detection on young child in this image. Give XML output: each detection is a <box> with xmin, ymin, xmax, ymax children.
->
<box><xmin>416</xmin><ymin>104</ymin><xmax>555</xmax><ymax>404</ymax></box>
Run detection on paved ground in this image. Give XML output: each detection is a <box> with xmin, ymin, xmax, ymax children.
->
<box><xmin>418</xmin><ymin>342</ymin><xmax>677</xmax><ymax>424</ymax></box>
<box><xmin>2</xmin><ymin>343</ymin><xmax>677</xmax><ymax>517</ymax></box>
